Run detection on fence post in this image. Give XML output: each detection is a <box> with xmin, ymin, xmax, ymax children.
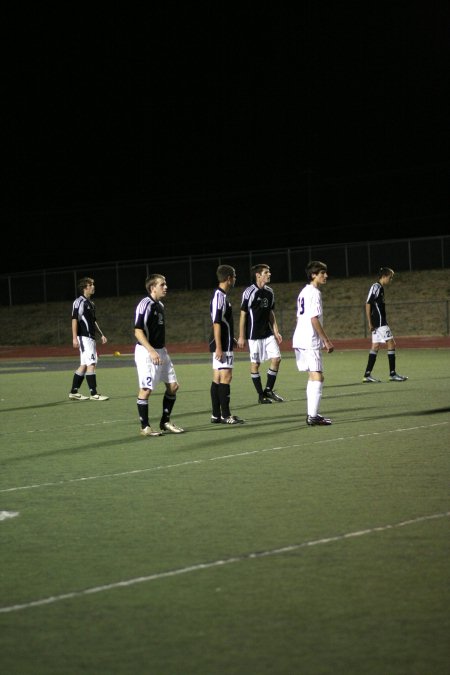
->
<box><xmin>115</xmin><ymin>262</ymin><xmax>120</xmax><ymax>296</ymax></box>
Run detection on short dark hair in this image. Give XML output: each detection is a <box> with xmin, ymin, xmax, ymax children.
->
<box><xmin>378</xmin><ymin>267</ymin><xmax>394</xmax><ymax>279</ymax></box>
<box><xmin>305</xmin><ymin>260</ymin><xmax>327</xmax><ymax>282</ymax></box>
<box><xmin>251</xmin><ymin>264</ymin><xmax>270</xmax><ymax>281</ymax></box>
<box><xmin>216</xmin><ymin>264</ymin><xmax>236</xmax><ymax>282</ymax></box>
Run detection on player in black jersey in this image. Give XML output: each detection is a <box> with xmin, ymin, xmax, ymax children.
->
<box><xmin>209</xmin><ymin>264</ymin><xmax>244</xmax><ymax>425</ymax></box>
<box><xmin>134</xmin><ymin>274</ymin><xmax>184</xmax><ymax>437</ymax></box>
<box><xmin>69</xmin><ymin>277</ymin><xmax>109</xmax><ymax>401</ymax></box>
<box><xmin>362</xmin><ymin>267</ymin><xmax>408</xmax><ymax>383</ymax></box>
<box><xmin>238</xmin><ymin>264</ymin><xmax>284</xmax><ymax>403</ymax></box>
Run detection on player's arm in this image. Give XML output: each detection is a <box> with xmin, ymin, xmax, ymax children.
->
<box><xmin>71</xmin><ymin>318</ymin><xmax>79</xmax><ymax>349</ymax></box>
<box><xmin>95</xmin><ymin>321</ymin><xmax>108</xmax><ymax>344</ymax></box>
<box><xmin>237</xmin><ymin>310</ymin><xmax>247</xmax><ymax>348</ymax></box>
<box><xmin>269</xmin><ymin>310</ymin><xmax>282</xmax><ymax>344</ymax></box>
<box><xmin>311</xmin><ymin>316</ymin><xmax>334</xmax><ymax>353</ymax></box>
<box><xmin>213</xmin><ymin>322</ymin><xmax>223</xmax><ymax>361</ymax></box>
<box><xmin>365</xmin><ymin>303</ymin><xmax>373</xmax><ymax>332</ymax></box>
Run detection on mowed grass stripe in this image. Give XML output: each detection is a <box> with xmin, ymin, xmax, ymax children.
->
<box><xmin>0</xmin><ymin>350</ymin><xmax>449</xmax><ymax>674</ymax></box>
<box><xmin>0</xmin><ymin>421</ymin><xmax>447</xmax><ymax>494</ymax></box>
<box><xmin>1</xmin><ymin>511</ymin><xmax>448</xmax><ymax>614</ymax></box>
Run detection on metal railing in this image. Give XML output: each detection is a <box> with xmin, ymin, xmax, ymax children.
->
<box><xmin>1</xmin><ymin>235</ymin><xmax>449</xmax><ymax>306</ymax></box>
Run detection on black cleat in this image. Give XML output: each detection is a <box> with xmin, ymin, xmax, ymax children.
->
<box><xmin>222</xmin><ymin>415</ymin><xmax>245</xmax><ymax>425</ymax></box>
<box><xmin>263</xmin><ymin>389</ymin><xmax>284</xmax><ymax>402</ymax></box>
<box><xmin>306</xmin><ymin>414</ymin><xmax>332</xmax><ymax>426</ymax></box>
<box><xmin>258</xmin><ymin>395</ymin><xmax>272</xmax><ymax>404</ymax></box>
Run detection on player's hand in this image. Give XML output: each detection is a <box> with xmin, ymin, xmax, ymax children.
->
<box><xmin>323</xmin><ymin>339</ymin><xmax>334</xmax><ymax>353</ymax></box>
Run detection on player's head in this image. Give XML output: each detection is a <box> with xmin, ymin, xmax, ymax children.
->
<box><xmin>78</xmin><ymin>277</ymin><xmax>95</xmax><ymax>294</ymax></box>
<box><xmin>378</xmin><ymin>267</ymin><xmax>394</xmax><ymax>282</ymax></box>
<box><xmin>305</xmin><ymin>261</ymin><xmax>327</xmax><ymax>282</ymax></box>
<box><xmin>145</xmin><ymin>274</ymin><xmax>166</xmax><ymax>294</ymax></box>
<box><xmin>216</xmin><ymin>265</ymin><xmax>236</xmax><ymax>283</ymax></box>
<box><xmin>251</xmin><ymin>264</ymin><xmax>270</xmax><ymax>282</ymax></box>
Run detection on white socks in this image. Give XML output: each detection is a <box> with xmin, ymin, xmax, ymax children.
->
<box><xmin>307</xmin><ymin>380</ymin><xmax>323</xmax><ymax>417</ymax></box>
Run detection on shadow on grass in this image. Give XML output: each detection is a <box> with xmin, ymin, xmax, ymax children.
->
<box><xmin>0</xmin><ymin>400</ymin><xmax>69</xmax><ymax>413</ymax></box>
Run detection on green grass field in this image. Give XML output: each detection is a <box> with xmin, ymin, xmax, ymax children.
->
<box><xmin>1</xmin><ymin>349</ymin><xmax>449</xmax><ymax>675</ymax></box>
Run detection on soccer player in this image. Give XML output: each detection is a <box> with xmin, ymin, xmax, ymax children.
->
<box><xmin>69</xmin><ymin>277</ymin><xmax>109</xmax><ymax>401</ymax></box>
<box><xmin>209</xmin><ymin>264</ymin><xmax>244</xmax><ymax>425</ymax></box>
<box><xmin>362</xmin><ymin>267</ymin><xmax>408</xmax><ymax>382</ymax></box>
<box><xmin>134</xmin><ymin>274</ymin><xmax>184</xmax><ymax>437</ymax></box>
<box><xmin>237</xmin><ymin>263</ymin><xmax>284</xmax><ymax>404</ymax></box>
<box><xmin>292</xmin><ymin>260</ymin><xmax>334</xmax><ymax>426</ymax></box>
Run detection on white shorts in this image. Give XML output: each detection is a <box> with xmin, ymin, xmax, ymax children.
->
<box><xmin>248</xmin><ymin>335</ymin><xmax>281</xmax><ymax>364</ymax></box>
<box><xmin>294</xmin><ymin>348</ymin><xmax>323</xmax><ymax>373</ymax></box>
<box><xmin>78</xmin><ymin>336</ymin><xmax>98</xmax><ymax>366</ymax></box>
<box><xmin>135</xmin><ymin>344</ymin><xmax>177</xmax><ymax>391</ymax></box>
<box><xmin>212</xmin><ymin>351</ymin><xmax>235</xmax><ymax>370</ymax></box>
<box><xmin>372</xmin><ymin>325</ymin><xmax>394</xmax><ymax>344</ymax></box>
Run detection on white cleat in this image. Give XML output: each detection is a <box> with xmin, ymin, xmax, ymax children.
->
<box><xmin>69</xmin><ymin>392</ymin><xmax>89</xmax><ymax>400</ymax></box>
<box><xmin>140</xmin><ymin>426</ymin><xmax>163</xmax><ymax>437</ymax></box>
<box><xmin>90</xmin><ymin>394</ymin><xmax>110</xmax><ymax>401</ymax></box>
<box><xmin>161</xmin><ymin>421</ymin><xmax>185</xmax><ymax>433</ymax></box>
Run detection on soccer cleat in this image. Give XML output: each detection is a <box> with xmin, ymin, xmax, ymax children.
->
<box><xmin>263</xmin><ymin>389</ymin><xmax>284</xmax><ymax>402</ymax></box>
<box><xmin>222</xmin><ymin>415</ymin><xmax>245</xmax><ymax>425</ymax></box>
<box><xmin>362</xmin><ymin>375</ymin><xmax>381</xmax><ymax>383</ymax></box>
<box><xmin>90</xmin><ymin>394</ymin><xmax>109</xmax><ymax>401</ymax></box>
<box><xmin>211</xmin><ymin>416</ymin><xmax>222</xmax><ymax>424</ymax></box>
<box><xmin>258</xmin><ymin>395</ymin><xmax>272</xmax><ymax>404</ymax></box>
<box><xmin>389</xmin><ymin>373</ymin><xmax>408</xmax><ymax>381</ymax></box>
<box><xmin>140</xmin><ymin>426</ymin><xmax>163</xmax><ymax>437</ymax></box>
<box><xmin>160</xmin><ymin>421</ymin><xmax>184</xmax><ymax>434</ymax></box>
<box><xmin>306</xmin><ymin>414</ymin><xmax>332</xmax><ymax>426</ymax></box>
<box><xmin>69</xmin><ymin>392</ymin><xmax>89</xmax><ymax>400</ymax></box>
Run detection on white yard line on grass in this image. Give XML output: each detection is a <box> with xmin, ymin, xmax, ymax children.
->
<box><xmin>0</xmin><ymin>510</ymin><xmax>19</xmax><ymax>521</ymax></box>
<box><xmin>0</xmin><ymin>421</ymin><xmax>447</xmax><ymax>495</ymax></box>
<box><xmin>1</xmin><ymin>511</ymin><xmax>448</xmax><ymax>614</ymax></box>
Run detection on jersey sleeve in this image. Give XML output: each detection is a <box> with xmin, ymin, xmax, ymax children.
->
<box><xmin>211</xmin><ymin>290</ymin><xmax>224</xmax><ymax>323</ymax></box>
<box><xmin>134</xmin><ymin>297</ymin><xmax>149</xmax><ymax>329</ymax></box>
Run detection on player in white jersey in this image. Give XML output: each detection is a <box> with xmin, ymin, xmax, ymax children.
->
<box><xmin>292</xmin><ymin>261</ymin><xmax>334</xmax><ymax>426</ymax></box>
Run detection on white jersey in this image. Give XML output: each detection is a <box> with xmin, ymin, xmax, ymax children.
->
<box><xmin>292</xmin><ymin>283</ymin><xmax>324</xmax><ymax>350</ymax></box>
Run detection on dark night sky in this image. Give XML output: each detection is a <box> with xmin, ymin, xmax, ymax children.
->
<box><xmin>4</xmin><ymin>4</ymin><xmax>449</xmax><ymax>274</ymax></box>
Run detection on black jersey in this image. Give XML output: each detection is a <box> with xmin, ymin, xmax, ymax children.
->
<box><xmin>72</xmin><ymin>295</ymin><xmax>97</xmax><ymax>339</ymax></box>
<box><xmin>366</xmin><ymin>281</ymin><xmax>388</xmax><ymax>328</ymax></box>
<box><xmin>209</xmin><ymin>287</ymin><xmax>234</xmax><ymax>352</ymax></box>
<box><xmin>240</xmin><ymin>284</ymin><xmax>275</xmax><ymax>340</ymax></box>
<box><xmin>134</xmin><ymin>296</ymin><xmax>166</xmax><ymax>348</ymax></box>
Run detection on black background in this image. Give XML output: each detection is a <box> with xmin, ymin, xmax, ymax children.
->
<box><xmin>4</xmin><ymin>4</ymin><xmax>449</xmax><ymax>273</ymax></box>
